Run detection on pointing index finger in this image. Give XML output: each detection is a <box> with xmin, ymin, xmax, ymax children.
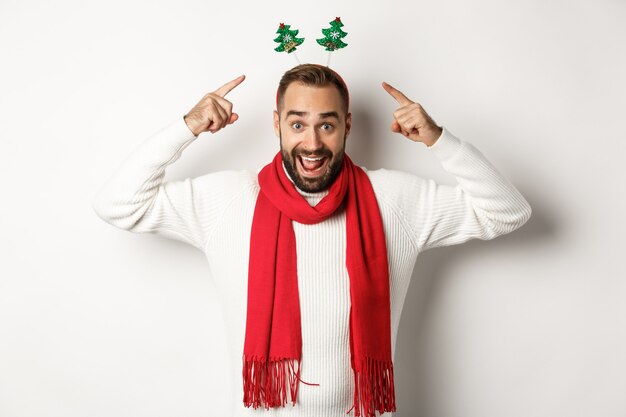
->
<box><xmin>382</xmin><ymin>81</ymin><xmax>412</xmax><ymax>105</ymax></box>
<box><xmin>214</xmin><ymin>74</ymin><xmax>246</xmax><ymax>97</ymax></box>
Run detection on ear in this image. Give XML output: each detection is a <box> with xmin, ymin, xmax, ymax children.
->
<box><xmin>273</xmin><ymin>110</ymin><xmax>280</xmax><ymax>137</ymax></box>
<box><xmin>345</xmin><ymin>112</ymin><xmax>352</xmax><ymax>138</ymax></box>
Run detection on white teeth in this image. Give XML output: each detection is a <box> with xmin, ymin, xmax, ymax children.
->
<box><xmin>301</xmin><ymin>156</ymin><xmax>325</xmax><ymax>161</ymax></box>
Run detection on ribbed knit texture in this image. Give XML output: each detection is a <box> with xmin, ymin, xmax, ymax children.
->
<box><xmin>93</xmin><ymin>117</ymin><xmax>532</xmax><ymax>417</ymax></box>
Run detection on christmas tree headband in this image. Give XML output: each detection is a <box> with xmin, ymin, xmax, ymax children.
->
<box><xmin>274</xmin><ymin>18</ymin><xmax>350</xmax><ymax>112</ymax></box>
<box><xmin>273</xmin><ymin>17</ymin><xmax>348</xmax><ymax>67</ymax></box>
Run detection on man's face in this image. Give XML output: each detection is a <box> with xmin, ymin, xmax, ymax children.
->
<box><xmin>273</xmin><ymin>82</ymin><xmax>352</xmax><ymax>193</ymax></box>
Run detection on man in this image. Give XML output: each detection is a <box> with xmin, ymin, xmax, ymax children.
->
<box><xmin>93</xmin><ymin>64</ymin><xmax>531</xmax><ymax>417</ymax></box>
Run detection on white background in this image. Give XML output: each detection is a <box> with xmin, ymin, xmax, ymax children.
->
<box><xmin>1</xmin><ymin>0</ymin><xmax>625</xmax><ymax>416</ymax></box>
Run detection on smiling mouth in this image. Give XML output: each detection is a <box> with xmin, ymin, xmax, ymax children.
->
<box><xmin>297</xmin><ymin>155</ymin><xmax>328</xmax><ymax>177</ymax></box>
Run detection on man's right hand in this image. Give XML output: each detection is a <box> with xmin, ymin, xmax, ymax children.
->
<box><xmin>183</xmin><ymin>75</ymin><xmax>246</xmax><ymax>136</ymax></box>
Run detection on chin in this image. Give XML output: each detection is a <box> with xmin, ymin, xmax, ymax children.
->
<box><xmin>282</xmin><ymin>151</ymin><xmax>344</xmax><ymax>193</ymax></box>
<box><xmin>279</xmin><ymin>131</ymin><xmax>347</xmax><ymax>193</ymax></box>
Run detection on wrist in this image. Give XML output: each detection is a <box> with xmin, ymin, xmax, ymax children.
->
<box><xmin>183</xmin><ymin>114</ymin><xmax>202</xmax><ymax>137</ymax></box>
<box><xmin>425</xmin><ymin>126</ymin><xmax>443</xmax><ymax>147</ymax></box>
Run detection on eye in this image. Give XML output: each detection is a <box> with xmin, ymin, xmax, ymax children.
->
<box><xmin>321</xmin><ymin>123</ymin><xmax>334</xmax><ymax>131</ymax></box>
<box><xmin>291</xmin><ymin>122</ymin><xmax>303</xmax><ymax>130</ymax></box>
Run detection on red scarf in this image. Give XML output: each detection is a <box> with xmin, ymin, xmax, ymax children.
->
<box><xmin>242</xmin><ymin>152</ymin><xmax>396</xmax><ymax>417</ymax></box>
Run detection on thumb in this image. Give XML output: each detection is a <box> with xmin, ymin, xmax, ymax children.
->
<box><xmin>227</xmin><ymin>113</ymin><xmax>239</xmax><ymax>125</ymax></box>
<box><xmin>391</xmin><ymin>121</ymin><xmax>409</xmax><ymax>136</ymax></box>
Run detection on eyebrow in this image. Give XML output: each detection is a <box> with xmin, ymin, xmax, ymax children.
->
<box><xmin>285</xmin><ymin>110</ymin><xmax>340</xmax><ymax>120</ymax></box>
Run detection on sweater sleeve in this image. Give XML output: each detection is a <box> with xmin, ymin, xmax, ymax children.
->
<box><xmin>92</xmin><ymin>116</ymin><xmax>253</xmax><ymax>252</ymax></box>
<box><xmin>370</xmin><ymin>127</ymin><xmax>532</xmax><ymax>253</ymax></box>
<box><xmin>411</xmin><ymin>127</ymin><xmax>532</xmax><ymax>251</ymax></box>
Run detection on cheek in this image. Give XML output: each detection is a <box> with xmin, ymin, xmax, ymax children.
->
<box><xmin>279</xmin><ymin>132</ymin><xmax>297</xmax><ymax>152</ymax></box>
<box><xmin>328</xmin><ymin>134</ymin><xmax>346</xmax><ymax>153</ymax></box>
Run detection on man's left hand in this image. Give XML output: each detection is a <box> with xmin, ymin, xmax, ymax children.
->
<box><xmin>382</xmin><ymin>82</ymin><xmax>443</xmax><ymax>147</ymax></box>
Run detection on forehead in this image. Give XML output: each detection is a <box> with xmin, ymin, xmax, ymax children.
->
<box><xmin>282</xmin><ymin>82</ymin><xmax>344</xmax><ymax>116</ymax></box>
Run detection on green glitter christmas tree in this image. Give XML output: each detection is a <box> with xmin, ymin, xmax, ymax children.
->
<box><xmin>316</xmin><ymin>17</ymin><xmax>348</xmax><ymax>51</ymax></box>
<box><xmin>274</xmin><ymin>23</ymin><xmax>305</xmax><ymax>54</ymax></box>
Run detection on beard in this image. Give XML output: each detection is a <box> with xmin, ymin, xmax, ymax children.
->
<box><xmin>280</xmin><ymin>130</ymin><xmax>346</xmax><ymax>193</ymax></box>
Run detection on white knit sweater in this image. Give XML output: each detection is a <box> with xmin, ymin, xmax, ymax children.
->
<box><xmin>93</xmin><ymin>116</ymin><xmax>531</xmax><ymax>417</ymax></box>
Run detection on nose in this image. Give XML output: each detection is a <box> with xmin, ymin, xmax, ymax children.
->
<box><xmin>301</xmin><ymin>128</ymin><xmax>323</xmax><ymax>152</ymax></box>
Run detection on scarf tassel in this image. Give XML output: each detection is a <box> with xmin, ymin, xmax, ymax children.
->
<box><xmin>243</xmin><ymin>356</ymin><xmax>304</xmax><ymax>409</ymax></box>
<box><xmin>347</xmin><ymin>357</ymin><xmax>397</xmax><ymax>417</ymax></box>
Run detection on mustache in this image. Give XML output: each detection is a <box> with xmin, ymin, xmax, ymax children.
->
<box><xmin>294</xmin><ymin>148</ymin><xmax>333</xmax><ymax>158</ymax></box>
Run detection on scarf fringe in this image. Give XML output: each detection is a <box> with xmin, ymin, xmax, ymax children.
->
<box><xmin>242</xmin><ymin>355</ymin><xmax>302</xmax><ymax>409</ymax></box>
<box><xmin>347</xmin><ymin>357</ymin><xmax>396</xmax><ymax>417</ymax></box>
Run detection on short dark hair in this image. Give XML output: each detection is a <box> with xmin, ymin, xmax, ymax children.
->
<box><xmin>276</xmin><ymin>64</ymin><xmax>350</xmax><ymax>115</ymax></box>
